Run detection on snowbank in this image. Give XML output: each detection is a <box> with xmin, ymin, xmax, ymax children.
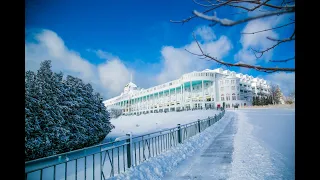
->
<box><xmin>108</xmin><ymin>111</ymin><xmax>233</xmax><ymax>180</ymax></box>
<box><xmin>105</xmin><ymin>110</ymin><xmax>219</xmax><ymax>140</ymax></box>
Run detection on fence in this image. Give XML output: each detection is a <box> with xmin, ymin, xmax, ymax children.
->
<box><xmin>25</xmin><ymin>109</ymin><xmax>225</xmax><ymax>180</ymax></box>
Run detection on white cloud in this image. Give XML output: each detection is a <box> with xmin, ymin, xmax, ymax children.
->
<box><xmin>194</xmin><ymin>26</ymin><xmax>216</xmax><ymax>41</ymax></box>
<box><xmin>265</xmin><ymin>72</ymin><xmax>295</xmax><ymax>96</ymax></box>
<box><xmin>98</xmin><ymin>58</ymin><xmax>132</xmax><ymax>96</ymax></box>
<box><xmin>26</xmin><ymin>30</ymin><xmax>96</xmax><ymax>81</ymax></box>
<box><xmin>234</xmin><ymin>16</ymin><xmax>283</xmax><ymax>65</ymax></box>
<box><xmin>25</xmin><ymin>27</ymin><xmax>232</xmax><ymax>99</ymax></box>
<box><xmin>157</xmin><ymin>35</ymin><xmax>232</xmax><ymax>84</ymax></box>
<box><xmin>87</xmin><ymin>49</ymin><xmax>116</xmax><ymax>60</ymax></box>
<box><xmin>25</xmin><ymin>29</ymin><xmax>132</xmax><ymax>98</ymax></box>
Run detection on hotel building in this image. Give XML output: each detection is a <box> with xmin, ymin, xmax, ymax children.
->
<box><xmin>103</xmin><ymin>68</ymin><xmax>271</xmax><ymax>115</ymax></box>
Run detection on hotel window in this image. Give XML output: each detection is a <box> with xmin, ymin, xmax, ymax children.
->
<box><xmin>220</xmin><ymin>87</ymin><xmax>224</xmax><ymax>91</ymax></box>
<box><xmin>221</xmin><ymin>94</ymin><xmax>224</xmax><ymax>101</ymax></box>
<box><xmin>240</xmin><ymin>90</ymin><xmax>243</xmax><ymax>92</ymax></box>
<box><xmin>225</xmin><ymin>80</ymin><xmax>229</xmax><ymax>84</ymax></box>
<box><xmin>220</xmin><ymin>80</ymin><xmax>223</xmax><ymax>85</ymax></box>
<box><xmin>232</xmin><ymin>93</ymin><xmax>236</xmax><ymax>100</ymax></box>
<box><xmin>231</xmin><ymin>86</ymin><xmax>235</xmax><ymax>90</ymax></box>
<box><xmin>240</xmin><ymin>84</ymin><xmax>242</xmax><ymax>86</ymax></box>
<box><xmin>226</xmin><ymin>94</ymin><xmax>230</xmax><ymax>101</ymax></box>
<box><xmin>237</xmin><ymin>86</ymin><xmax>240</xmax><ymax>90</ymax></box>
<box><xmin>206</xmin><ymin>83</ymin><xmax>208</xmax><ymax>86</ymax></box>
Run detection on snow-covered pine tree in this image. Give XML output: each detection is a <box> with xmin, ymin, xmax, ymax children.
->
<box><xmin>264</xmin><ymin>96</ymin><xmax>268</xmax><ymax>105</ymax></box>
<box><xmin>25</xmin><ymin>60</ymin><xmax>114</xmax><ymax>161</ymax></box>
<box><xmin>274</xmin><ymin>86</ymin><xmax>282</xmax><ymax>104</ymax></box>
<box><xmin>256</xmin><ymin>96</ymin><xmax>260</xmax><ymax>106</ymax></box>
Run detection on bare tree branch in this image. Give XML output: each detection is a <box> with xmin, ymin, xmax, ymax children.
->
<box><xmin>186</xmin><ymin>33</ymin><xmax>294</xmax><ymax>73</ymax></box>
<box><xmin>290</xmin><ymin>29</ymin><xmax>295</xmax><ymax>39</ymax></box>
<box><xmin>170</xmin><ymin>0</ymin><xmax>235</xmax><ymax>23</ymax></box>
<box><xmin>241</xmin><ymin>22</ymin><xmax>295</xmax><ymax>34</ymax></box>
<box><xmin>269</xmin><ymin>57</ymin><xmax>295</xmax><ymax>63</ymax></box>
<box><xmin>192</xmin><ymin>0</ymin><xmax>214</xmax><ymax>7</ymax></box>
<box><xmin>251</xmin><ymin>37</ymin><xmax>294</xmax><ymax>58</ymax></box>
<box><xmin>266</xmin><ymin>36</ymin><xmax>295</xmax><ymax>42</ymax></box>
<box><xmin>227</xmin><ymin>0</ymin><xmax>271</xmax><ymax>12</ymax></box>
<box><xmin>171</xmin><ymin>0</ymin><xmax>295</xmax><ymax>73</ymax></box>
<box><xmin>245</xmin><ymin>0</ymin><xmax>294</xmax><ymax>9</ymax></box>
<box><xmin>192</xmin><ymin>8</ymin><xmax>294</xmax><ymax>26</ymax></box>
<box><xmin>171</xmin><ymin>0</ymin><xmax>295</xmax><ymax>24</ymax></box>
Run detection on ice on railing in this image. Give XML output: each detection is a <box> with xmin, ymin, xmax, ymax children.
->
<box><xmin>114</xmin><ymin>136</ymin><xmax>130</xmax><ymax>142</ymax></box>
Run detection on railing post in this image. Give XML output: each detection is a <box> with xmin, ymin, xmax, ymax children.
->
<box><xmin>208</xmin><ymin>117</ymin><xmax>211</xmax><ymax>126</ymax></box>
<box><xmin>126</xmin><ymin>133</ymin><xmax>133</xmax><ymax>168</ymax></box>
<box><xmin>198</xmin><ymin>119</ymin><xmax>201</xmax><ymax>133</ymax></box>
<box><xmin>177</xmin><ymin>124</ymin><xmax>182</xmax><ymax>144</ymax></box>
<box><xmin>214</xmin><ymin>114</ymin><xmax>217</xmax><ymax>123</ymax></box>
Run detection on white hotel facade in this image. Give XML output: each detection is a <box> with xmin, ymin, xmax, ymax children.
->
<box><xmin>104</xmin><ymin>68</ymin><xmax>271</xmax><ymax>115</ymax></box>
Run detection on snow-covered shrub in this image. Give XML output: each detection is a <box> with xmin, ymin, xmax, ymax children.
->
<box><xmin>108</xmin><ymin>108</ymin><xmax>122</xmax><ymax>119</ymax></box>
<box><xmin>25</xmin><ymin>60</ymin><xmax>115</xmax><ymax>161</ymax></box>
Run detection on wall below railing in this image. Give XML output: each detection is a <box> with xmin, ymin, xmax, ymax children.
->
<box><xmin>25</xmin><ymin>109</ymin><xmax>226</xmax><ymax>180</ymax></box>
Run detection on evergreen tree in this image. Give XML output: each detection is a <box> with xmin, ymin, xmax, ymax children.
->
<box><xmin>256</xmin><ymin>96</ymin><xmax>261</xmax><ymax>106</ymax></box>
<box><xmin>267</xmin><ymin>96</ymin><xmax>271</xmax><ymax>105</ymax></box>
<box><xmin>264</xmin><ymin>96</ymin><xmax>268</xmax><ymax>105</ymax></box>
<box><xmin>25</xmin><ymin>60</ymin><xmax>114</xmax><ymax>161</ymax></box>
<box><xmin>274</xmin><ymin>86</ymin><xmax>282</xmax><ymax>104</ymax></box>
<box><xmin>252</xmin><ymin>96</ymin><xmax>256</xmax><ymax>106</ymax></box>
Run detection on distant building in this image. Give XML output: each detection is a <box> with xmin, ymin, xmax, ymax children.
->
<box><xmin>103</xmin><ymin>68</ymin><xmax>271</xmax><ymax>115</ymax></box>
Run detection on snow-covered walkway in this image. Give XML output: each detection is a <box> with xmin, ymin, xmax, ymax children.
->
<box><xmin>163</xmin><ymin>114</ymin><xmax>237</xmax><ymax>180</ymax></box>
<box><xmin>109</xmin><ymin>111</ymin><xmax>235</xmax><ymax>180</ymax></box>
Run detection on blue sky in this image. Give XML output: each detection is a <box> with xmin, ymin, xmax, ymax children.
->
<box><xmin>25</xmin><ymin>0</ymin><xmax>295</xmax><ymax>98</ymax></box>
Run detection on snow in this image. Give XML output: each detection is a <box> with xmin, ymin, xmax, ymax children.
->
<box><xmin>104</xmin><ymin>109</ymin><xmax>220</xmax><ymax>141</ymax></box>
<box><xmin>163</xmin><ymin>112</ymin><xmax>237</xmax><ymax>179</ymax></box>
<box><xmin>27</xmin><ymin>108</ymin><xmax>294</xmax><ymax>180</ymax></box>
<box><xmin>108</xmin><ymin>111</ymin><xmax>233</xmax><ymax>180</ymax></box>
<box><xmin>107</xmin><ymin>108</ymin><xmax>294</xmax><ymax>180</ymax></box>
<box><xmin>229</xmin><ymin>109</ymin><xmax>295</xmax><ymax>179</ymax></box>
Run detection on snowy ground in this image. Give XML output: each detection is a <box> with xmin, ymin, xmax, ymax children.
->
<box><xmin>103</xmin><ymin>109</ymin><xmax>220</xmax><ymax>142</ymax></box>
<box><xmin>229</xmin><ymin>109</ymin><xmax>295</xmax><ymax>180</ymax></box>
<box><xmin>109</xmin><ymin>111</ymin><xmax>233</xmax><ymax>180</ymax></box>
<box><xmin>109</xmin><ymin>108</ymin><xmax>295</xmax><ymax>180</ymax></box>
<box><xmin>27</xmin><ymin>108</ymin><xmax>294</xmax><ymax>180</ymax></box>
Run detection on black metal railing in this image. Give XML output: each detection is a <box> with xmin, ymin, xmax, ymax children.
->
<box><xmin>25</xmin><ymin>109</ymin><xmax>225</xmax><ymax>180</ymax></box>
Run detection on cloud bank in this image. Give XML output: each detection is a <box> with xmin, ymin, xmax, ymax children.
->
<box><xmin>25</xmin><ymin>27</ymin><xmax>233</xmax><ymax>99</ymax></box>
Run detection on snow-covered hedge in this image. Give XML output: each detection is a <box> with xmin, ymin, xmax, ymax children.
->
<box><xmin>25</xmin><ymin>60</ymin><xmax>114</xmax><ymax>161</ymax></box>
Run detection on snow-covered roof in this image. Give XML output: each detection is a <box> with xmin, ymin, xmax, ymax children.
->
<box><xmin>225</xmin><ymin>76</ymin><xmax>237</xmax><ymax>79</ymax></box>
<box><xmin>125</xmin><ymin>82</ymin><xmax>137</xmax><ymax>88</ymax></box>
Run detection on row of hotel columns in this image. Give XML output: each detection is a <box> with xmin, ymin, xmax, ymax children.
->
<box><xmin>119</xmin><ymin>80</ymin><xmax>209</xmax><ymax>113</ymax></box>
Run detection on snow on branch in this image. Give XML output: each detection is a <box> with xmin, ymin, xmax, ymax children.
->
<box><xmin>192</xmin><ymin>8</ymin><xmax>294</xmax><ymax>26</ymax></box>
